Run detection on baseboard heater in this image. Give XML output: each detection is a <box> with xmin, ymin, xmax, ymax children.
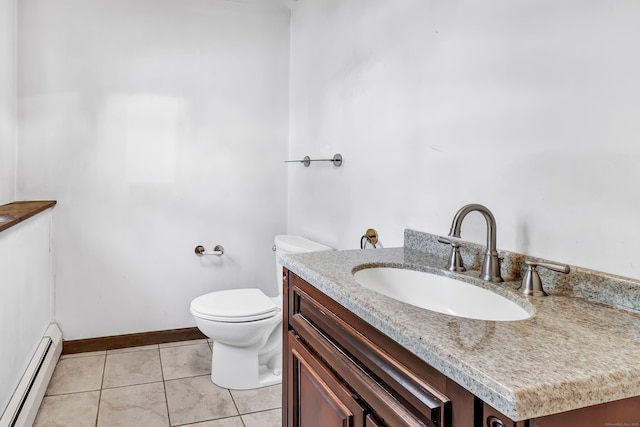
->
<box><xmin>0</xmin><ymin>324</ymin><xmax>62</xmax><ymax>427</ymax></box>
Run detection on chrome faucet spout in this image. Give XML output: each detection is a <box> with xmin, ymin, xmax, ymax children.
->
<box><xmin>449</xmin><ymin>204</ymin><xmax>497</xmax><ymax>254</ymax></box>
<box><xmin>448</xmin><ymin>204</ymin><xmax>503</xmax><ymax>282</ymax></box>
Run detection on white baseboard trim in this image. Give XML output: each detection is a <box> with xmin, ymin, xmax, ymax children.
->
<box><xmin>0</xmin><ymin>323</ymin><xmax>62</xmax><ymax>427</ymax></box>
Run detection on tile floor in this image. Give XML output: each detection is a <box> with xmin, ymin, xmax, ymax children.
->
<box><xmin>34</xmin><ymin>340</ymin><xmax>282</xmax><ymax>427</ymax></box>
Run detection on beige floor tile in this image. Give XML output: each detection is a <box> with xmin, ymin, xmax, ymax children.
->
<box><xmin>33</xmin><ymin>391</ymin><xmax>99</xmax><ymax>427</ymax></box>
<box><xmin>181</xmin><ymin>416</ymin><xmax>243</xmax><ymax>427</ymax></box>
<box><xmin>103</xmin><ymin>349</ymin><xmax>163</xmax><ymax>388</ymax></box>
<box><xmin>97</xmin><ymin>382</ymin><xmax>169</xmax><ymax>427</ymax></box>
<box><xmin>160</xmin><ymin>342</ymin><xmax>211</xmax><ymax>380</ymax></box>
<box><xmin>159</xmin><ymin>339</ymin><xmax>208</xmax><ymax>349</ymax></box>
<box><xmin>37</xmin><ymin>340</ymin><xmax>284</xmax><ymax>427</ymax></box>
<box><xmin>106</xmin><ymin>344</ymin><xmax>159</xmax><ymax>354</ymax></box>
<box><xmin>46</xmin><ymin>355</ymin><xmax>105</xmax><ymax>395</ymax></box>
<box><xmin>241</xmin><ymin>408</ymin><xmax>282</xmax><ymax>427</ymax></box>
<box><xmin>165</xmin><ymin>375</ymin><xmax>238</xmax><ymax>426</ymax></box>
<box><xmin>230</xmin><ymin>384</ymin><xmax>281</xmax><ymax>414</ymax></box>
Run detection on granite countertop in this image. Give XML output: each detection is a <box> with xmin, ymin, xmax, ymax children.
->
<box><xmin>281</xmin><ymin>237</ymin><xmax>640</xmax><ymax>421</ymax></box>
<box><xmin>0</xmin><ymin>201</ymin><xmax>57</xmax><ymax>233</ymax></box>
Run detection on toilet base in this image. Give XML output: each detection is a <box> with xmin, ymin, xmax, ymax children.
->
<box><xmin>211</xmin><ymin>341</ymin><xmax>282</xmax><ymax>390</ymax></box>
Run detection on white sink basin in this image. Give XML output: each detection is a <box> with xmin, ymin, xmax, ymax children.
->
<box><xmin>353</xmin><ymin>267</ymin><xmax>531</xmax><ymax>321</ymax></box>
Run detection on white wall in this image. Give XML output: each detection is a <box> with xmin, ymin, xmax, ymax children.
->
<box><xmin>0</xmin><ymin>0</ymin><xmax>16</xmax><ymax>204</ymax></box>
<box><xmin>17</xmin><ymin>0</ymin><xmax>290</xmax><ymax>339</ymax></box>
<box><xmin>288</xmin><ymin>0</ymin><xmax>640</xmax><ymax>279</ymax></box>
<box><xmin>0</xmin><ymin>210</ymin><xmax>53</xmax><ymax>414</ymax></box>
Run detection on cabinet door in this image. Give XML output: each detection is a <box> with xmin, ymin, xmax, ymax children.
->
<box><xmin>289</xmin><ymin>276</ymin><xmax>448</xmax><ymax>427</ymax></box>
<box><xmin>288</xmin><ymin>332</ymin><xmax>366</xmax><ymax>427</ymax></box>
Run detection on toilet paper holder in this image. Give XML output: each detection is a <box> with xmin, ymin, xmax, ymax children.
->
<box><xmin>195</xmin><ymin>245</ymin><xmax>224</xmax><ymax>256</ymax></box>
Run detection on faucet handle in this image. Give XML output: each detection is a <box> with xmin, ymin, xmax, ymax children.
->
<box><xmin>520</xmin><ymin>259</ymin><xmax>571</xmax><ymax>297</ymax></box>
<box><xmin>438</xmin><ymin>236</ymin><xmax>466</xmax><ymax>272</ymax></box>
<box><xmin>437</xmin><ymin>236</ymin><xmax>460</xmax><ymax>247</ymax></box>
<box><xmin>525</xmin><ymin>260</ymin><xmax>571</xmax><ymax>274</ymax></box>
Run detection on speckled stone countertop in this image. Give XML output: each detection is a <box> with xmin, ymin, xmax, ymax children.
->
<box><xmin>281</xmin><ymin>230</ymin><xmax>640</xmax><ymax>421</ymax></box>
<box><xmin>0</xmin><ymin>201</ymin><xmax>57</xmax><ymax>233</ymax></box>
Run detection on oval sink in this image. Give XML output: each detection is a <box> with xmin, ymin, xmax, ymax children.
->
<box><xmin>353</xmin><ymin>267</ymin><xmax>531</xmax><ymax>321</ymax></box>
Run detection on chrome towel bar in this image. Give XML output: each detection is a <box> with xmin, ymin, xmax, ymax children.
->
<box><xmin>285</xmin><ymin>153</ymin><xmax>343</xmax><ymax>167</ymax></box>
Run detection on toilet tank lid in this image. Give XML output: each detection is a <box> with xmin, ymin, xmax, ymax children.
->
<box><xmin>275</xmin><ymin>235</ymin><xmax>332</xmax><ymax>253</ymax></box>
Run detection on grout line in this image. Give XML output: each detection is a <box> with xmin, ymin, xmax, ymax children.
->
<box><xmin>105</xmin><ymin>344</ymin><xmax>160</xmax><ymax>355</ymax></box>
<box><xmin>158</xmin><ymin>339</ymin><xmax>209</xmax><ymax>350</ymax></box>
<box><xmin>227</xmin><ymin>388</ymin><xmax>246</xmax><ymax>427</ymax></box>
<box><xmin>240</xmin><ymin>407</ymin><xmax>283</xmax><ymax>416</ymax></box>
<box><xmin>60</xmin><ymin>352</ymin><xmax>108</xmax><ymax>360</ymax></box>
<box><xmin>158</xmin><ymin>345</ymin><xmax>172</xmax><ymax>426</ymax></box>
<box><xmin>94</xmin><ymin>353</ymin><xmax>107</xmax><ymax>427</ymax></box>
<box><xmin>100</xmin><ymin>380</ymin><xmax>165</xmax><ymax>391</ymax></box>
<box><xmin>43</xmin><ymin>389</ymin><xmax>102</xmax><ymax>398</ymax></box>
<box><xmin>171</xmin><ymin>415</ymin><xmax>244</xmax><ymax>427</ymax></box>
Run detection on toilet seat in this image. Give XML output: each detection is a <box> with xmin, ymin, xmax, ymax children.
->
<box><xmin>191</xmin><ymin>288</ymin><xmax>278</xmax><ymax>323</ymax></box>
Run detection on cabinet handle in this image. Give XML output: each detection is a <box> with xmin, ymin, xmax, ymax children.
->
<box><xmin>487</xmin><ymin>416</ymin><xmax>506</xmax><ymax>427</ymax></box>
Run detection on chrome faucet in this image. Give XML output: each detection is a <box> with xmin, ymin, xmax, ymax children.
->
<box><xmin>447</xmin><ymin>204</ymin><xmax>503</xmax><ymax>282</ymax></box>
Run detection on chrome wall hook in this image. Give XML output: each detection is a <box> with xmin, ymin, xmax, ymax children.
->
<box><xmin>360</xmin><ymin>228</ymin><xmax>379</xmax><ymax>249</ymax></box>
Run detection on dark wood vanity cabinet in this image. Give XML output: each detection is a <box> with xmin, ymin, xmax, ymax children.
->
<box><xmin>283</xmin><ymin>269</ymin><xmax>640</xmax><ymax>427</ymax></box>
<box><xmin>283</xmin><ymin>269</ymin><xmax>475</xmax><ymax>427</ymax></box>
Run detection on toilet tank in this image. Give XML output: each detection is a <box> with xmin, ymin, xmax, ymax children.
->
<box><xmin>274</xmin><ymin>235</ymin><xmax>332</xmax><ymax>292</ymax></box>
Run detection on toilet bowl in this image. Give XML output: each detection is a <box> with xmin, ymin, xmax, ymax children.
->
<box><xmin>190</xmin><ymin>235</ymin><xmax>331</xmax><ymax>390</ymax></box>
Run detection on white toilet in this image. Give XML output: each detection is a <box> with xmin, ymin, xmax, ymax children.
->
<box><xmin>190</xmin><ymin>235</ymin><xmax>331</xmax><ymax>390</ymax></box>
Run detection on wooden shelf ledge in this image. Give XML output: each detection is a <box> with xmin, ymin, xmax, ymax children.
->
<box><xmin>0</xmin><ymin>200</ymin><xmax>57</xmax><ymax>233</ymax></box>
